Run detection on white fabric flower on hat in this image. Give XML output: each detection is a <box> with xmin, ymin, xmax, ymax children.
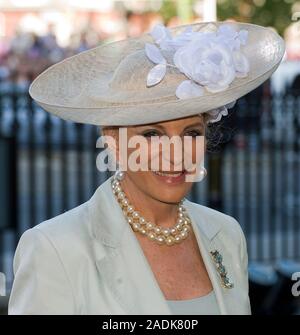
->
<box><xmin>216</xmin><ymin>24</ymin><xmax>248</xmax><ymax>51</ymax></box>
<box><xmin>206</xmin><ymin>100</ymin><xmax>237</xmax><ymax>124</ymax></box>
<box><xmin>173</xmin><ymin>38</ymin><xmax>236</xmax><ymax>95</ymax></box>
<box><xmin>151</xmin><ymin>24</ymin><xmax>195</xmax><ymax>51</ymax></box>
<box><xmin>144</xmin><ymin>23</ymin><xmax>249</xmax><ymax>123</ymax></box>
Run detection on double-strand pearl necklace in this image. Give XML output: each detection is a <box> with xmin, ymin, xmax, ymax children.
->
<box><xmin>111</xmin><ymin>176</ymin><xmax>192</xmax><ymax>246</ymax></box>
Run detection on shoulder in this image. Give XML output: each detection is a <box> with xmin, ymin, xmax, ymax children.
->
<box><xmin>27</xmin><ymin>199</ymin><xmax>92</xmax><ymax>246</ymax></box>
<box><xmin>9</xmin><ymin>207</ymin><xmax>88</xmax><ymax>314</ymax></box>
<box><xmin>35</xmin><ymin>201</ymin><xmax>90</xmax><ymax>237</ymax></box>
<box><xmin>27</xmin><ymin>177</ymin><xmax>112</xmax><ymax>246</ymax></box>
<box><xmin>15</xmin><ymin>199</ymin><xmax>94</xmax><ymax>270</ymax></box>
<box><xmin>9</xmin><ymin>196</ymin><xmax>100</xmax><ymax>314</ymax></box>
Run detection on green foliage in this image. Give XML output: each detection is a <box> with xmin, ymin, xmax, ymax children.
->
<box><xmin>217</xmin><ymin>0</ymin><xmax>296</xmax><ymax>35</ymax></box>
<box><xmin>160</xmin><ymin>0</ymin><xmax>178</xmax><ymax>24</ymax></box>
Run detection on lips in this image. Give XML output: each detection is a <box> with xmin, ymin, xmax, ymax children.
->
<box><xmin>152</xmin><ymin>170</ymin><xmax>187</xmax><ymax>184</ymax></box>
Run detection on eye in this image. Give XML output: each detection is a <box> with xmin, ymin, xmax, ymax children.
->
<box><xmin>141</xmin><ymin>130</ymin><xmax>161</xmax><ymax>138</ymax></box>
<box><xmin>184</xmin><ymin>129</ymin><xmax>203</xmax><ymax>137</ymax></box>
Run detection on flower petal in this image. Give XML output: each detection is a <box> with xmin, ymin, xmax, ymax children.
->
<box><xmin>205</xmin><ymin>83</ymin><xmax>229</xmax><ymax>93</ymax></box>
<box><xmin>150</xmin><ymin>23</ymin><xmax>171</xmax><ymax>44</ymax></box>
<box><xmin>146</xmin><ymin>63</ymin><xmax>167</xmax><ymax>87</ymax></box>
<box><xmin>207</xmin><ymin>106</ymin><xmax>228</xmax><ymax>123</ymax></box>
<box><xmin>175</xmin><ymin>80</ymin><xmax>204</xmax><ymax>99</ymax></box>
<box><xmin>204</xmin><ymin>61</ymin><xmax>235</xmax><ymax>92</ymax></box>
<box><xmin>238</xmin><ymin>30</ymin><xmax>248</xmax><ymax>45</ymax></box>
<box><xmin>145</xmin><ymin>43</ymin><xmax>166</xmax><ymax>64</ymax></box>
<box><xmin>159</xmin><ymin>40</ymin><xmax>174</xmax><ymax>51</ymax></box>
<box><xmin>218</xmin><ymin>24</ymin><xmax>237</xmax><ymax>40</ymax></box>
<box><xmin>225</xmin><ymin>100</ymin><xmax>236</xmax><ymax>109</ymax></box>
<box><xmin>232</xmin><ymin>50</ymin><xmax>250</xmax><ymax>74</ymax></box>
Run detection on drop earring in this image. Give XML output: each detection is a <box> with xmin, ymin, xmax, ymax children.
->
<box><xmin>184</xmin><ymin>165</ymin><xmax>207</xmax><ymax>182</ymax></box>
<box><xmin>115</xmin><ymin>169</ymin><xmax>125</xmax><ymax>181</ymax></box>
<box><xmin>196</xmin><ymin>166</ymin><xmax>207</xmax><ymax>182</ymax></box>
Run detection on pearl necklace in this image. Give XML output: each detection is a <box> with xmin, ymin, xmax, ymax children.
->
<box><xmin>111</xmin><ymin>176</ymin><xmax>192</xmax><ymax>246</ymax></box>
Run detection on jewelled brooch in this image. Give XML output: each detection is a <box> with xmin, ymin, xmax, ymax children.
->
<box><xmin>210</xmin><ymin>250</ymin><xmax>234</xmax><ymax>289</ymax></box>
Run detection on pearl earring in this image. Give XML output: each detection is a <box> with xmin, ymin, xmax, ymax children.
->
<box><xmin>197</xmin><ymin>166</ymin><xmax>207</xmax><ymax>182</ymax></box>
<box><xmin>115</xmin><ymin>168</ymin><xmax>125</xmax><ymax>181</ymax></box>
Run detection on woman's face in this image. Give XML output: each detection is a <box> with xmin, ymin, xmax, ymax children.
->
<box><xmin>103</xmin><ymin>114</ymin><xmax>206</xmax><ymax>204</ymax></box>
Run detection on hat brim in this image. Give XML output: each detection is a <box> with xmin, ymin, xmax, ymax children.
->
<box><xmin>29</xmin><ymin>21</ymin><xmax>285</xmax><ymax>126</ymax></box>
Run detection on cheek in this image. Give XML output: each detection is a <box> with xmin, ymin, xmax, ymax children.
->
<box><xmin>181</xmin><ymin>138</ymin><xmax>205</xmax><ymax>169</ymax></box>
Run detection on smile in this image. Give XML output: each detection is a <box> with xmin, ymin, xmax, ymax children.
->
<box><xmin>152</xmin><ymin>170</ymin><xmax>187</xmax><ymax>184</ymax></box>
<box><xmin>153</xmin><ymin>171</ymin><xmax>184</xmax><ymax>177</ymax></box>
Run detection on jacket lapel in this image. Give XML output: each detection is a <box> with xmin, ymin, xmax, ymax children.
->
<box><xmin>89</xmin><ymin>176</ymin><xmax>229</xmax><ymax>315</ymax></box>
<box><xmin>89</xmin><ymin>175</ymin><xmax>172</xmax><ymax>314</ymax></box>
<box><xmin>183</xmin><ymin>200</ymin><xmax>229</xmax><ymax>315</ymax></box>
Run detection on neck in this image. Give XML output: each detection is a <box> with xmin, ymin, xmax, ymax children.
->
<box><xmin>119</xmin><ymin>175</ymin><xmax>180</xmax><ymax>229</ymax></box>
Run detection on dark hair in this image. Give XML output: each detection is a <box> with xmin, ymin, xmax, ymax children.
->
<box><xmin>203</xmin><ymin>112</ymin><xmax>234</xmax><ymax>153</ymax></box>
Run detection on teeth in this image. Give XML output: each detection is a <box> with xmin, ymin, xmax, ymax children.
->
<box><xmin>153</xmin><ymin>171</ymin><xmax>183</xmax><ymax>177</ymax></box>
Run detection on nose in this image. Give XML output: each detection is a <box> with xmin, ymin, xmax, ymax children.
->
<box><xmin>154</xmin><ymin>135</ymin><xmax>185</xmax><ymax>172</ymax></box>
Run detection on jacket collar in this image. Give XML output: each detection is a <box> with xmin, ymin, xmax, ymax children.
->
<box><xmin>88</xmin><ymin>176</ymin><xmax>229</xmax><ymax>315</ymax></box>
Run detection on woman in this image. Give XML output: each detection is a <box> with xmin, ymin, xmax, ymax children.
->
<box><xmin>8</xmin><ymin>21</ymin><xmax>285</xmax><ymax>315</ymax></box>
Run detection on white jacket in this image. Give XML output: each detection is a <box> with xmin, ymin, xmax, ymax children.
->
<box><xmin>8</xmin><ymin>175</ymin><xmax>251</xmax><ymax>315</ymax></box>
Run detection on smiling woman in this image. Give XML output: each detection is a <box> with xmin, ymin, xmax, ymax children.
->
<box><xmin>100</xmin><ymin>114</ymin><xmax>207</xmax><ymax>204</ymax></box>
<box><xmin>8</xmin><ymin>21</ymin><xmax>285</xmax><ymax>315</ymax></box>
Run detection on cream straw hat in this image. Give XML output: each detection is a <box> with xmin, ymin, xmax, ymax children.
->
<box><xmin>29</xmin><ymin>21</ymin><xmax>285</xmax><ymax>126</ymax></box>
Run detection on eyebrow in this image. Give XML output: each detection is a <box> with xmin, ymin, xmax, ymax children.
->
<box><xmin>182</xmin><ymin>122</ymin><xmax>204</xmax><ymax>131</ymax></box>
<box><xmin>135</xmin><ymin>122</ymin><xmax>204</xmax><ymax>132</ymax></box>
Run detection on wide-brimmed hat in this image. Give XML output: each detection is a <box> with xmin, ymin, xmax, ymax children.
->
<box><xmin>29</xmin><ymin>21</ymin><xmax>285</xmax><ymax>126</ymax></box>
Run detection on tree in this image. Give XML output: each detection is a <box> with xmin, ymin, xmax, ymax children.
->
<box><xmin>217</xmin><ymin>0</ymin><xmax>295</xmax><ymax>36</ymax></box>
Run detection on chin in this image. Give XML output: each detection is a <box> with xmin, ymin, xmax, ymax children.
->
<box><xmin>153</xmin><ymin>192</ymin><xmax>187</xmax><ymax>205</ymax></box>
<box><xmin>148</xmin><ymin>171</ymin><xmax>192</xmax><ymax>203</ymax></box>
